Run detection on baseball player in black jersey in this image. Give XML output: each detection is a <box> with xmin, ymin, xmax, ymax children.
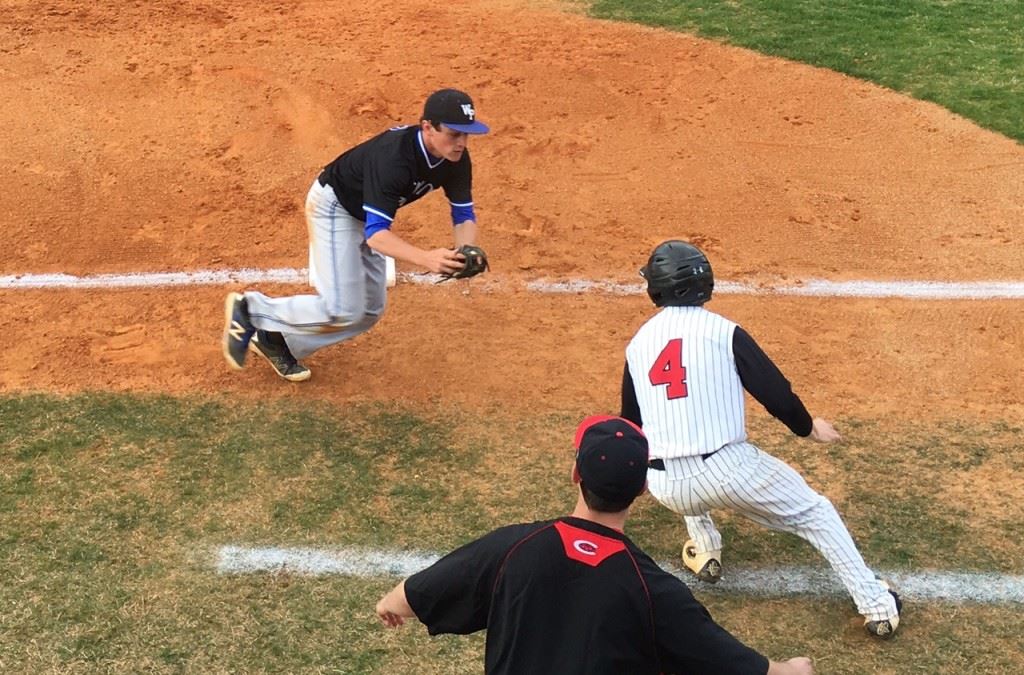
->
<box><xmin>376</xmin><ymin>416</ymin><xmax>816</xmax><ymax>675</ymax></box>
<box><xmin>221</xmin><ymin>88</ymin><xmax>489</xmax><ymax>382</ymax></box>
<box><xmin>621</xmin><ymin>240</ymin><xmax>902</xmax><ymax>639</ymax></box>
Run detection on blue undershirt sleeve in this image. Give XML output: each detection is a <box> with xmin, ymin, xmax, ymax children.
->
<box><xmin>450</xmin><ymin>203</ymin><xmax>476</xmax><ymax>226</ymax></box>
<box><xmin>364</xmin><ymin>211</ymin><xmax>393</xmax><ymax>239</ymax></box>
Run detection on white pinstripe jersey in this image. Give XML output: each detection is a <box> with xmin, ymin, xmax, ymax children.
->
<box><xmin>625</xmin><ymin>306</ymin><xmax>746</xmax><ymax>458</ymax></box>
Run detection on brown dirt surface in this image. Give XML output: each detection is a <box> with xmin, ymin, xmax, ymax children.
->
<box><xmin>2</xmin><ymin>0</ymin><xmax>1023</xmax><ymax>423</ymax></box>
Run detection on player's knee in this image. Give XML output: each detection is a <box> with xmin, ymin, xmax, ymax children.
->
<box><xmin>365</xmin><ymin>296</ymin><xmax>386</xmax><ymax>318</ymax></box>
<box><xmin>348</xmin><ymin>312</ymin><xmax>381</xmax><ymax>334</ymax></box>
<box><xmin>795</xmin><ymin>494</ymin><xmax>840</xmax><ymax>524</ymax></box>
<box><xmin>324</xmin><ymin>314</ymin><xmax>353</xmax><ymax>329</ymax></box>
<box><xmin>325</xmin><ymin>311</ymin><xmax>380</xmax><ymax>332</ymax></box>
<box><xmin>323</xmin><ymin>300</ymin><xmax>370</xmax><ymax>328</ymax></box>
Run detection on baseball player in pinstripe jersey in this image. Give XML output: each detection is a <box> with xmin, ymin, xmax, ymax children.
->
<box><xmin>221</xmin><ymin>89</ymin><xmax>488</xmax><ymax>382</ymax></box>
<box><xmin>620</xmin><ymin>240</ymin><xmax>903</xmax><ymax>639</ymax></box>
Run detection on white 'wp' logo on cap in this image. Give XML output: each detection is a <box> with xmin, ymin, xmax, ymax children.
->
<box><xmin>460</xmin><ymin>103</ymin><xmax>475</xmax><ymax>120</ymax></box>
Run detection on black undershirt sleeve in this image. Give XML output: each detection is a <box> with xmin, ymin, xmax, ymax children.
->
<box><xmin>620</xmin><ymin>361</ymin><xmax>643</xmax><ymax>427</ymax></box>
<box><xmin>733</xmin><ymin>327</ymin><xmax>813</xmax><ymax>437</ymax></box>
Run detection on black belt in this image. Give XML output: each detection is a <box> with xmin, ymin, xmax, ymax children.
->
<box><xmin>648</xmin><ymin>449</ymin><xmax>720</xmax><ymax>472</ymax></box>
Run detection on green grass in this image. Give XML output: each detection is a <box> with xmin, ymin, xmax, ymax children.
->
<box><xmin>587</xmin><ymin>0</ymin><xmax>1024</xmax><ymax>142</ymax></box>
<box><xmin>1</xmin><ymin>393</ymin><xmax>1023</xmax><ymax>673</ymax></box>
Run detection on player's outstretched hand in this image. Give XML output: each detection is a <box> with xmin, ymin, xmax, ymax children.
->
<box><xmin>375</xmin><ymin>595</ymin><xmax>407</xmax><ymax>628</ymax></box>
<box><xmin>422</xmin><ymin>247</ymin><xmax>465</xmax><ymax>275</ymax></box>
<box><xmin>809</xmin><ymin>417</ymin><xmax>841</xmax><ymax>443</ymax></box>
<box><xmin>376</xmin><ymin>606</ymin><xmax>406</xmax><ymax>628</ymax></box>
<box><xmin>375</xmin><ymin>581</ymin><xmax>416</xmax><ymax>628</ymax></box>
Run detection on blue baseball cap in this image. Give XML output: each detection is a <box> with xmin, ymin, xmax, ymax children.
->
<box><xmin>423</xmin><ymin>88</ymin><xmax>490</xmax><ymax>134</ymax></box>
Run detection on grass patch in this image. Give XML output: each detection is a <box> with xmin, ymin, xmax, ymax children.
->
<box><xmin>587</xmin><ymin>0</ymin><xmax>1024</xmax><ymax>142</ymax></box>
<box><xmin>0</xmin><ymin>393</ymin><xmax>1021</xmax><ymax>673</ymax></box>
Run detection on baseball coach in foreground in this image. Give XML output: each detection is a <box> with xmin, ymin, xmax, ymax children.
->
<box><xmin>375</xmin><ymin>415</ymin><xmax>815</xmax><ymax>675</ymax></box>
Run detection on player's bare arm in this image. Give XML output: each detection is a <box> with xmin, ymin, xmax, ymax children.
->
<box><xmin>367</xmin><ymin>228</ymin><xmax>464</xmax><ymax>275</ymax></box>
<box><xmin>452</xmin><ymin>219</ymin><xmax>478</xmax><ymax>248</ymax></box>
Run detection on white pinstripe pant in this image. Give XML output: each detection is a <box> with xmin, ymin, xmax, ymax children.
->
<box><xmin>646</xmin><ymin>441</ymin><xmax>898</xmax><ymax>621</ymax></box>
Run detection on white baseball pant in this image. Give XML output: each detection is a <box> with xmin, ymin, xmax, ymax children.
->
<box><xmin>646</xmin><ymin>441</ymin><xmax>898</xmax><ymax>622</ymax></box>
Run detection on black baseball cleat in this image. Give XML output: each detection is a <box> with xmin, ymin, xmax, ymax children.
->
<box><xmin>864</xmin><ymin>581</ymin><xmax>903</xmax><ymax>639</ymax></box>
<box><xmin>222</xmin><ymin>292</ymin><xmax>255</xmax><ymax>370</ymax></box>
<box><xmin>683</xmin><ymin>540</ymin><xmax>723</xmax><ymax>584</ymax></box>
<box><xmin>249</xmin><ymin>330</ymin><xmax>311</xmax><ymax>382</ymax></box>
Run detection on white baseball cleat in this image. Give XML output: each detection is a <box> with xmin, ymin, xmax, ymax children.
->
<box><xmin>864</xmin><ymin>579</ymin><xmax>902</xmax><ymax>639</ymax></box>
<box><xmin>682</xmin><ymin>540</ymin><xmax>723</xmax><ymax>584</ymax></box>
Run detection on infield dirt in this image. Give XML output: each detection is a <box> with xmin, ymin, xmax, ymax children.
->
<box><xmin>2</xmin><ymin>0</ymin><xmax>1022</xmax><ymax>421</ymax></box>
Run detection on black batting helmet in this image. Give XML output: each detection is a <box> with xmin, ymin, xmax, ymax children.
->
<box><xmin>640</xmin><ymin>240</ymin><xmax>714</xmax><ymax>307</ymax></box>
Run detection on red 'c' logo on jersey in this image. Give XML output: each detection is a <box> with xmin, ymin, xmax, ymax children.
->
<box><xmin>649</xmin><ymin>338</ymin><xmax>689</xmax><ymax>399</ymax></box>
<box><xmin>554</xmin><ymin>521</ymin><xmax>626</xmax><ymax>567</ymax></box>
<box><xmin>573</xmin><ymin>539</ymin><xmax>599</xmax><ymax>556</ymax></box>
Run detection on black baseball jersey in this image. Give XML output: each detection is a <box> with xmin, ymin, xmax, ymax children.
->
<box><xmin>318</xmin><ymin>125</ymin><xmax>473</xmax><ymax>224</ymax></box>
<box><xmin>404</xmin><ymin>516</ymin><xmax>769</xmax><ymax>675</ymax></box>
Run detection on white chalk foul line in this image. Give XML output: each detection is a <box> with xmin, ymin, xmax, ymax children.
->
<box><xmin>215</xmin><ymin>545</ymin><xmax>1024</xmax><ymax>604</ymax></box>
<box><xmin>2</xmin><ymin>268</ymin><xmax>1024</xmax><ymax>299</ymax></box>
<box><xmin>528</xmin><ymin>278</ymin><xmax>1024</xmax><ymax>300</ymax></box>
<box><xmin>0</xmin><ymin>268</ymin><xmax>309</xmax><ymax>289</ymax></box>
<box><xmin>217</xmin><ymin>545</ymin><xmax>439</xmax><ymax>578</ymax></box>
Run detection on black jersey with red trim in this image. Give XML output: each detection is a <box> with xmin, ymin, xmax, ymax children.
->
<box><xmin>404</xmin><ymin>516</ymin><xmax>769</xmax><ymax>675</ymax></box>
<box><xmin>318</xmin><ymin>125</ymin><xmax>473</xmax><ymax>223</ymax></box>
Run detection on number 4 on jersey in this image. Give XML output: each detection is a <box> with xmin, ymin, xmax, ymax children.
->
<box><xmin>648</xmin><ymin>338</ymin><xmax>689</xmax><ymax>399</ymax></box>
